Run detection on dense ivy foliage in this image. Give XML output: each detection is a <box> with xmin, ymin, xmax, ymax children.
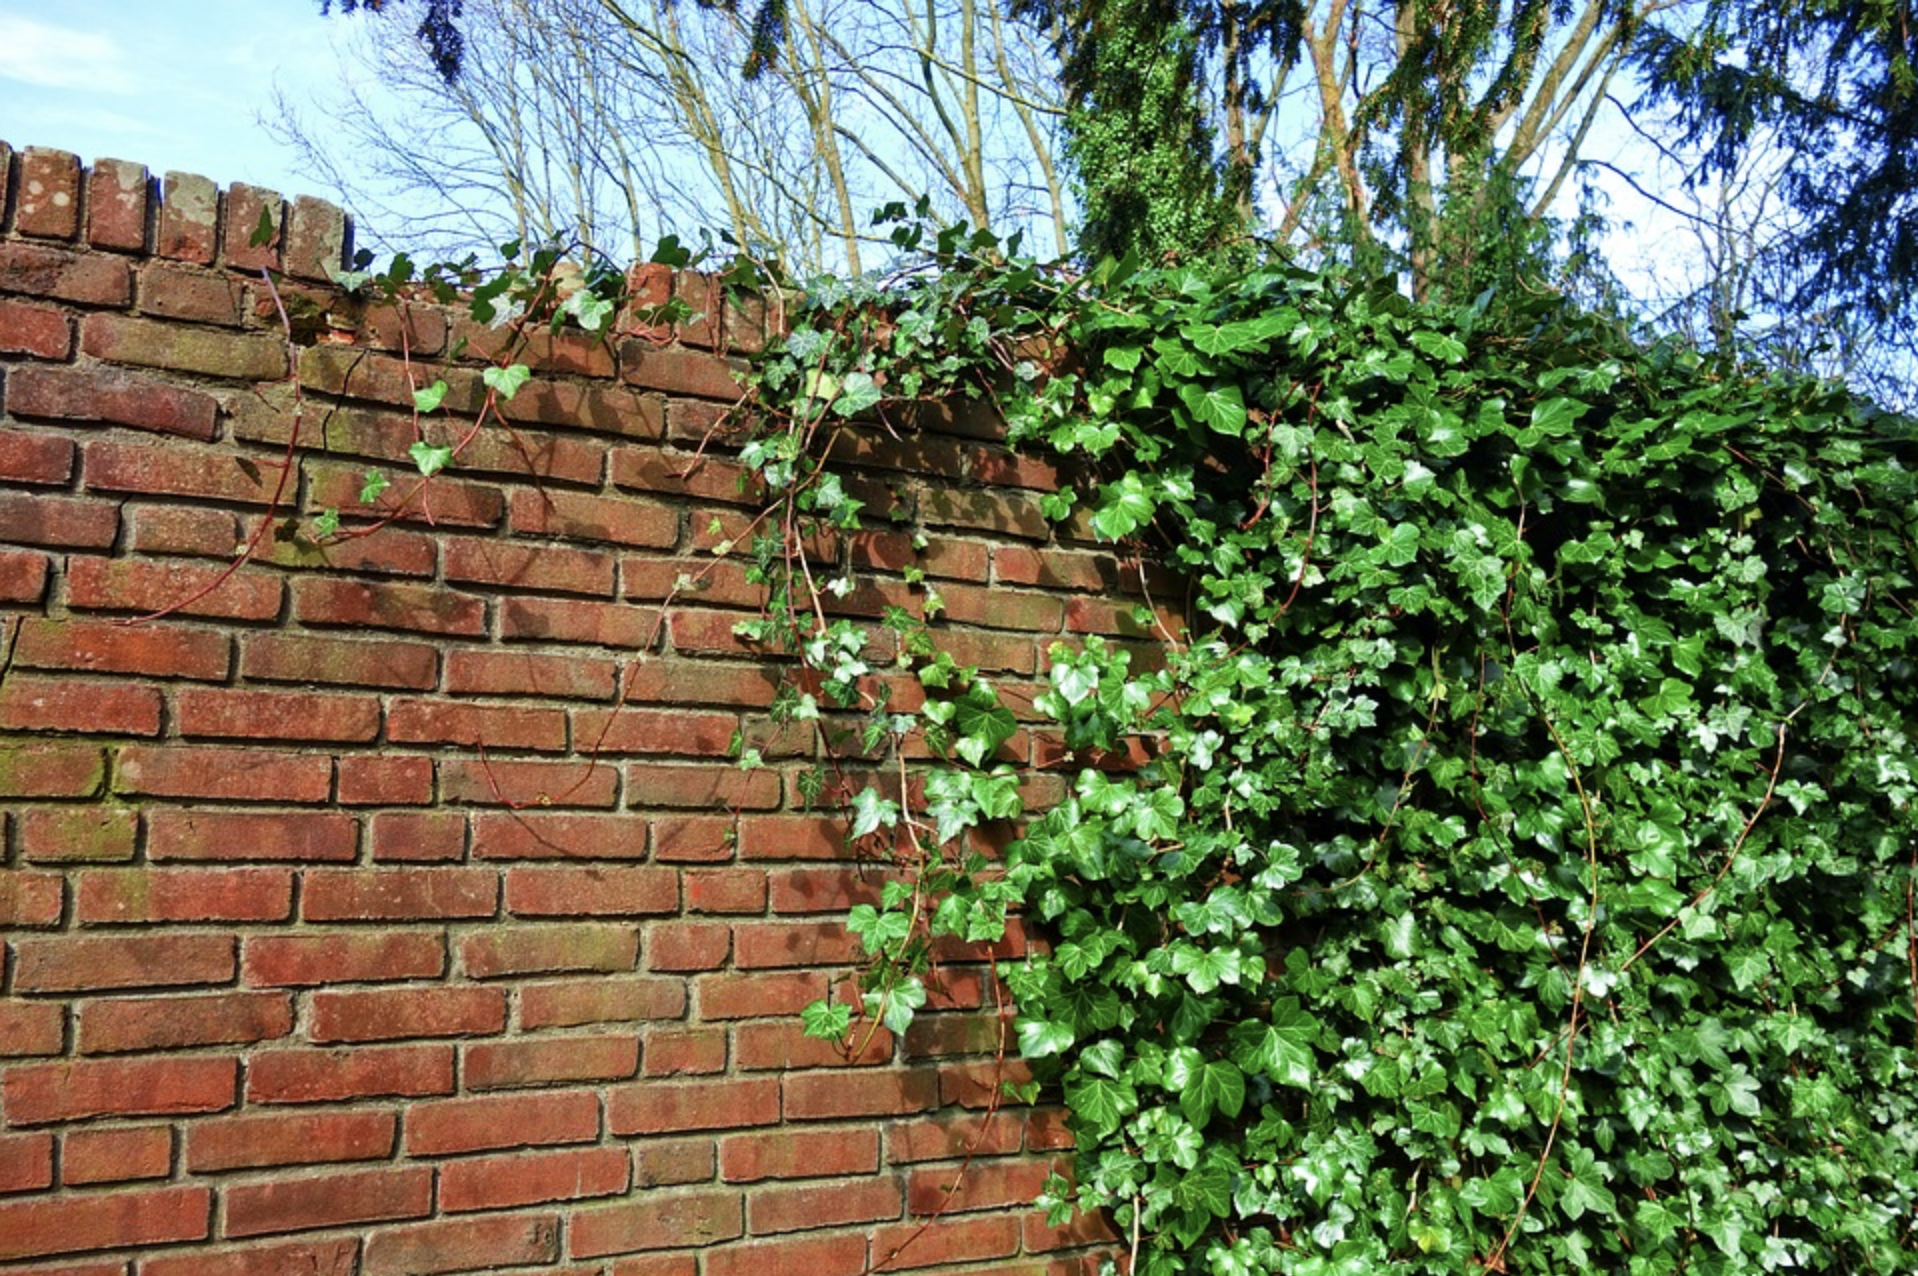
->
<box><xmin>740</xmin><ymin>231</ymin><xmax>1918</xmax><ymax>1273</ymax></box>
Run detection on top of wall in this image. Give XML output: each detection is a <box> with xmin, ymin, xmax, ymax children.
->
<box><xmin>0</xmin><ymin>140</ymin><xmax>352</xmax><ymax>283</ymax></box>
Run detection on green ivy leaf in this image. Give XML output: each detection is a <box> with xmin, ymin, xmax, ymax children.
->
<box><xmin>412</xmin><ymin>380</ymin><xmax>450</xmax><ymax>414</ymax></box>
<box><xmin>408</xmin><ymin>441</ymin><xmax>454</xmax><ymax>477</ymax></box>
<box><xmin>1064</xmin><ymin>1074</ymin><xmax>1138</xmax><ymax>1139</ymax></box>
<box><xmin>800</xmin><ymin>999</ymin><xmax>852</xmax><ymax>1041</ymax></box>
<box><xmin>1178</xmin><ymin>382</ymin><xmax>1247</xmax><ymax>436</ymax></box>
<box><xmin>482</xmin><ymin>363</ymin><xmax>532</xmax><ymax>401</ymax></box>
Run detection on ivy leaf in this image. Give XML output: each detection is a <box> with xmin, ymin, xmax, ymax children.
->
<box><xmin>1178</xmin><ymin>382</ymin><xmax>1247</xmax><ymax>437</ymax></box>
<box><xmin>832</xmin><ymin>371</ymin><xmax>883</xmax><ymax>417</ymax></box>
<box><xmin>800</xmin><ymin>999</ymin><xmax>852</xmax><ymax>1041</ymax></box>
<box><xmin>1528</xmin><ymin>395</ymin><xmax>1589</xmax><ymax>436</ymax></box>
<box><xmin>482</xmin><ymin>363</ymin><xmax>532</xmax><ymax>401</ymax></box>
<box><xmin>358</xmin><ymin>470</ymin><xmax>389</xmax><ymax>505</ymax></box>
<box><xmin>1018</xmin><ymin>1018</ymin><xmax>1076</xmax><ymax>1059</ymax></box>
<box><xmin>1409</xmin><ymin>329</ymin><xmax>1467</xmax><ymax>363</ymax></box>
<box><xmin>1178</xmin><ymin>1059</ymin><xmax>1246</xmax><ymax>1128</ymax></box>
<box><xmin>1171</xmin><ymin>1162</ymin><xmax>1233</xmax><ymax>1219</ymax></box>
<box><xmin>952</xmin><ymin>683</ymin><xmax>1017</xmax><ymax>768</ymax></box>
<box><xmin>850</xmin><ymin>786</ymin><xmax>900</xmax><ymax>838</ymax></box>
<box><xmin>1558</xmin><ymin>1147</ymin><xmax>1617</xmax><ymax>1221</ymax></box>
<box><xmin>408</xmin><ymin>441</ymin><xmax>454</xmax><ymax>477</ymax></box>
<box><xmin>1064</xmin><ymin>1074</ymin><xmax>1138</xmax><ymax>1138</ymax></box>
<box><xmin>412</xmin><ymin>380</ymin><xmax>450</xmax><ymax>414</ymax></box>
<box><xmin>1092</xmin><ymin>472</ymin><xmax>1155</xmax><ymax>541</ymax></box>
<box><xmin>1103</xmin><ymin>343</ymin><xmax>1144</xmax><ymax>371</ymax></box>
<box><xmin>1236</xmin><ymin>998</ymin><xmax>1318</xmax><ymax>1088</ymax></box>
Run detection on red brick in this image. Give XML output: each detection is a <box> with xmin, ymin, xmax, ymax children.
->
<box><xmin>648</xmin><ymin>921</ymin><xmax>731</xmax><ymax>972</ymax></box>
<box><xmin>733</xmin><ymin>1020</ymin><xmax>893</xmax><ymax>1071</ymax></box>
<box><xmin>12</xmin><ymin>617</ymin><xmax>230</xmax><ymax>680</ymax></box>
<box><xmin>0</xmin><ymin>431</ymin><xmax>74</xmax><ymax>484</ymax></box>
<box><xmin>500</xmin><ymin>595</ymin><xmax>651</xmax><ymax>647</ymax></box>
<box><xmin>444</xmin><ymin>539</ymin><xmax>616</xmax><ymax>596</ymax></box>
<box><xmin>2</xmin><ymin>1056</ymin><xmax>236</xmax><ymax>1125</ymax></box>
<box><xmin>873</xmin><ymin>1214</ymin><xmax>1022</xmax><ymax>1272</ymax></box>
<box><xmin>186</xmin><ymin>1110</ymin><xmax>396</xmax><ymax>1172</ymax></box>
<box><xmin>769</xmin><ymin>866</ymin><xmax>892</xmax><ymax>913</ymax></box>
<box><xmin>304</xmin><ymin>867</ymin><xmax>501</xmax><ymax>920</ymax></box>
<box><xmin>339</xmin><ymin>754</ymin><xmax>435</xmax><ymax>806</ymax></box>
<box><xmin>0</xmin><ymin>1186</ymin><xmax>209</xmax><ymax>1263</ymax></box>
<box><xmin>719</xmin><ymin>1127</ymin><xmax>880</xmax><ymax>1183</ymax></box>
<box><xmin>686</xmin><ymin>867</ymin><xmax>767</xmax><ymax>914</ymax></box>
<box><xmin>77</xmin><ymin>990</ymin><xmax>293</xmax><ymax>1054</ymax></box>
<box><xmin>241</xmin><ymin>631</ymin><xmax>437</xmax><ymax>689</ymax></box>
<box><xmin>694</xmin><ymin>971</ymin><xmax>826</xmax><ymax>1021</ymax></box>
<box><xmin>607</xmin><ymin>1077</ymin><xmax>779</xmax><ymax>1136</ymax></box>
<box><xmin>0</xmin><ymin>239</ymin><xmax>131</xmax><ymax>304</ymax></box>
<box><xmin>84</xmin><ymin>441</ymin><xmax>274</xmax><ymax>507</ymax></box>
<box><xmin>263</xmin><ymin>523</ymin><xmax>438</xmax><ymax>577</ymax></box>
<box><xmin>440</xmin><ymin>1145</ymin><xmax>629</xmax><ymax>1212</ymax></box>
<box><xmin>737</xmin><ymin>814</ymin><xmax>847</xmax><ymax>860</ymax></box>
<box><xmin>85</xmin><ymin>157</ymin><xmax>150</xmax><ymax>252</ymax></box>
<box><xmin>706</xmin><ymin>1233</ymin><xmax>869</xmax><ymax>1276</ymax></box>
<box><xmin>76</xmin><ymin>867</ymin><xmax>292</xmax><ymax>923</ymax></box>
<box><xmin>0</xmin><ymin>741</ymin><xmax>103</xmax><ymax>797</ymax></box>
<box><xmin>610</xmin><ymin>445</ymin><xmax>761</xmax><ymax>506</ymax></box>
<box><xmin>647</xmin><ymin>818</ymin><xmax>732</xmax><ymax>863</ymax></box>
<box><xmin>284</xmin><ymin>194</ymin><xmax>349</xmax><ymax>281</ymax></box>
<box><xmin>225</xmin><ymin>1165</ymin><xmax>431</xmax><ymax>1238</ymax></box>
<box><xmin>7</xmin><ymin>364</ymin><xmax>221</xmax><ymax>440</ymax></box>
<box><xmin>61</xmin><ymin>1124</ymin><xmax>170</xmax><ymax>1185</ymax></box>
<box><xmin>907</xmin><ymin>1156</ymin><xmax>1055</xmax><ymax>1215</ymax></box>
<box><xmin>142</xmin><ymin>1238</ymin><xmax>361</xmax><ymax>1276</ymax></box>
<box><xmin>292</xmin><ymin>577</ymin><xmax>485</xmax><ymax>636</ymax></box>
<box><xmin>370</xmin><ymin>810</ymin><xmax>467</xmax><ymax>861</ymax></box>
<box><xmin>886</xmin><ymin>1110</ymin><xmax>1026</xmax><ymax>1164</ymax></box>
<box><xmin>472</xmin><ymin>811</ymin><xmax>645</xmax><ymax>859</ymax></box>
<box><xmin>0</xmin><ymin>675</ymin><xmax>160</xmax><ymax>734</ymax></box>
<box><xmin>0</xmin><ymin>871</ymin><xmax>61</xmax><ymax>927</ymax></box>
<box><xmin>66</xmin><ymin>555</ymin><xmax>282</xmax><ymax>621</ymax></box>
<box><xmin>11</xmin><ymin>932</ymin><xmax>233</xmax><ymax>994</ymax></box>
<box><xmin>1025</xmin><ymin>1106</ymin><xmax>1077</xmax><ymax>1151</ymax></box>
<box><xmin>12</xmin><ymin>148</ymin><xmax>82</xmax><ymax>238</ymax></box>
<box><xmin>116</xmin><ymin>744</ymin><xmax>333</xmax><ymax>803</ymax></box>
<box><xmin>444</xmin><ymin>757</ymin><xmax>618</xmax><ymax>808</ymax></box>
<box><xmin>734</xmin><ymin>920</ymin><xmax>862</xmax><ymax>969</ymax></box>
<box><xmin>81</xmin><ymin>312</ymin><xmax>285</xmax><ymax>380</ymax></box>
<box><xmin>505</xmin><ymin>865</ymin><xmax>677</xmax><ymax>917</ymax></box>
<box><xmin>610</xmin><ymin>658</ymin><xmax>777</xmax><ymax>708</ymax></box>
<box><xmin>0</xmin><ymin>1002</ymin><xmax>65</xmax><ymax>1057</ymax></box>
<box><xmin>570</xmin><ymin>1188</ymin><xmax>744</xmax><ymax>1259</ymax></box>
<box><xmin>0</xmin><ymin>297</ymin><xmax>71</xmax><ymax>358</ymax></box>
<box><xmin>642</xmin><ymin>1026</ymin><xmax>727</xmax><ymax>1077</ymax></box>
<box><xmin>786</xmin><ymin>1069</ymin><xmax>940</xmax><ymax>1121</ymax></box>
<box><xmin>495</xmin><ymin>376</ymin><xmax>657</xmax><ymax>434</ymax></box>
<box><xmin>509</xmin><ymin>487</ymin><xmax>678</xmax><ymax>548</ymax></box>
<box><xmin>0</xmin><ymin>548</ymin><xmax>49</xmax><ymax>603</ymax></box>
<box><xmin>460</xmin><ymin>924</ymin><xmax>638</xmax><ymax>978</ymax></box>
<box><xmin>172</xmin><ymin>687</ymin><xmax>378</xmax><ymax>743</ymax></box>
<box><xmin>445</xmin><ymin>649</ymin><xmax>617</xmax><ymax>701</ymax></box>
<box><xmin>457</xmin><ymin>318</ymin><xmax>615</xmax><ymax>376</ymax></box>
<box><xmin>618</xmin><ymin>343</ymin><xmax>746</xmax><ymax>399</ymax></box>
<box><xmin>0</xmin><ymin>1131</ymin><xmax>54</xmax><ymax>1193</ymax></box>
<box><xmin>463</xmin><ymin>1035</ymin><xmax>639</xmax><ymax>1090</ymax></box>
<box><xmin>156</xmin><ymin>170</ymin><xmax>217</xmax><ymax>263</ymax></box>
<box><xmin>247</xmin><ymin>1045</ymin><xmax>454</xmax><ymax>1104</ymax></box>
<box><xmin>575</xmin><ymin>709</ymin><xmax>741</xmax><ymax>757</ymax></box>
<box><xmin>245</xmin><ymin>931</ymin><xmax>447</xmax><ymax>987</ymax></box>
<box><xmin>388</xmin><ymin>699</ymin><xmax>567</xmax><ymax>750</ymax></box>
<box><xmin>138</xmin><ymin>260</ymin><xmax>245</xmax><ymax>324</ymax></box>
<box><xmin>405</xmin><ymin>1090</ymin><xmax>600</xmax><ymax>1156</ymax></box>
<box><xmin>310</xmin><ymin>985</ymin><xmax>506</xmax><ymax>1043</ymax></box>
<box><xmin>749</xmin><ymin>1177</ymin><xmax>902</xmax><ymax>1235</ymax></box>
<box><xmin>147</xmin><ymin>810</ymin><xmax>357</xmax><ymax>862</ymax></box>
<box><xmin>519</xmin><ymin>976</ymin><xmax>686</xmax><ymax>1029</ymax></box>
<box><xmin>221</xmin><ymin>183</ymin><xmax>285</xmax><ymax>271</ymax></box>
<box><xmin>631</xmin><ymin>1137</ymin><xmax>716</xmax><ymax>1188</ymax></box>
<box><xmin>363</xmin><ymin>1213</ymin><xmax>561</xmax><ymax>1276</ymax></box>
<box><xmin>306</xmin><ymin>462</ymin><xmax>504</xmax><ymax>529</ymax></box>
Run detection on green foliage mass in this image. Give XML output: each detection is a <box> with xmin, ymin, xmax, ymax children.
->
<box><xmin>745</xmin><ymin>225</ymin><xmax>1918</xmax><ymax>1272</ymax></box>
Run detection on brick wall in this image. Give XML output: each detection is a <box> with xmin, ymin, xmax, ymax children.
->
<box><xmin>0</xmin><ymin>142</ymin><xmax>1145</xmax><ymax>1274</ymax></box>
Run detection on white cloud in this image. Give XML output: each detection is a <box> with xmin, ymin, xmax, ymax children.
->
<box><xmin>0</xmin><ymin>15</ymin><xmax>138</xmax><ymax>93</ymax></box>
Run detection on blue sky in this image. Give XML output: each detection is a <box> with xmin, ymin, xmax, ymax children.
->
<box><xmin>0</xmin><ymin>1</ymin><xmax>361</xmax><ymax>204</ymax></box>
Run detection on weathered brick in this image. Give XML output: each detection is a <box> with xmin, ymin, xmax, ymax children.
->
<box><xmin>704</xmin><ymin>1232</ymin><xmax>870</xmax><ymax>1276</ymax></box>
<box><xmin>872</xmin><ymin>1213</ymin><xmax>1021</xmax><ymax>1272</ymax></box>
<box><xmin>445</xmin><ymin>648</ymin><xmax>617</xmax><ymax>700</ymax></box>
<box><xmin>0</xmin><ymin>1131</ymin><xmax>54</xmax><ymax>1193</ymax></box>
<box><xmin>245</xmin><ymin>931</ymin><xmax>447</xmax><ymax>987</ymax></box>
<box><xmin>309</xmin><ymin>986</ymin><xmax>506</xmax><ymax>1042</ymax></box>
<box><xmin>224</xmin><ymin>1165</ymin><xmax>431</xmax><ymax>1238</ymax></box>
<box><xmin>363</xmin><ymin>1213</ymin><xmax>561</xmax><ymax>1276</ymax></box>
<box><xmin>138</xmin><ymin>260</ymin><xmax>245</xmax><ymax>324</ymax></box>
<box><xmin>85</xmin><ymin>440</ymin><xmax>276</xmax><ymax>504</ymax></box>
<box><xmin>0</xmin><ymin>494</ymin><xmax>116</xmax><ymax>553</ymax></box>
<box><xmin>305</xmin><ymin>462</ymin><xmax>505</xmax><ymax>529</ymax></box>
<box><xmin>186</xmin><ymin>1109</ymin><xmax>396</xmax><ymax>1172</ymax></box>
<box><xmin>292</xmin><ymin>577</ymin><xmax>486</xmax><ymax>636</ymax></box>
<box><xmin>156</xmin><ymin>170</ymin><xmax>218</xmax><ymax>263</ymax></box>
<box><xmin>85</xmin><ymin>156</ymin><xmax>151</xmax><ymax>251</ymax></box>
<box><xmin>496</xmin><ymin>377</ymin><xmax>659</xmax><ymax>435</ymax></box>
<box><xmin>76</xmin><ymin>867</ymin><xmax>292</xmax><ymax>923</ymax></box>
<box><xmin>440</xmin><ymin>1146</ymin><xmax>629</xmax><ymax>1212</ymax></box>
<box><xmin>67</xmin><ymin>555</ymin><xmax>283</xmax><ymax>621</ymax></box>
<box><xmin>630</xmin><ymin>1137</ymin><xmax>716</xmax><ymax>1189</ymax></box>
<box><xmin>462</xmin><ymin>1035</ymin><xmax>640</xmax><ymax>1090</ymax></box>
<box><xmin>611</xmin><ymin>445</ymin><xmax>761</xmax><ymax>505</ymax></box>
<box><xmin>12</xmin><ymin>616</ymin><xmax>229</xmax><ymax>680</ymax></box>
<box><xmin>81</xmin><ymin>313</ymin><xmax>285</xmax><ymax>380</ymax></box>
<box><xmin>147</xmin><ymin>810</ymin><xmax>357</xmax><ymax>862</ymax></box>
<box><xmin>143</xmin><ymin>1238</ymin><xmax>361</xmax><ymax>1276</ymax></box>
<box><xmin>769</xmin><ymin>866</ymin><xmax>891</xmax><ymax>913</ymax></box>
<box><xmin>504</xmin><ymin>865</ymin><xmax>677</xmax><ymax>917</ymax></box>
<box><xmin>519</xmin><ymin>976</ymin><xmax>686</xmax><ymax>1029</ymax></box>
<box><xmin>0</xmin><ymin>741</ymin><xmax>104</xmax><ymax>797</ymax></box>
<box><xmin>0</xmin><ymin>547</ymin><xmax>48</xmax><ymax>603</ymax></box>
<box><xmin>0</xmin><ymin>1186</ymin><xmax>210</xmax><ymax>1264</ymax></box>
<box><xmin>734</xmin><ymin>920</ymin><xmax>862</xmax><ymax>969</ymax></box>
<box><xmin>174</xmin><ymin>687</ymin><xmax>380</xmax><ymax>743</ymax></box>
<box><xmin>2</xmin><ymin>1056</ymin><xmax>236</xmax><ymax>1125</ymax></box>
<box><xmin>302</xmin><ymin>868</ymin><xmax>499</xmax><ymax>921</ymax></box>
<box><xmin>693</xmin><ymin>970</ymin><xmax>826</xmax><ymax>1021</ymax></box>
<box><xmin>884</xmin><ymin>1110</ymin><xmax>1026</xmax><ymax>1164</ymax></box>
<box><xmin>0</xmin><ymin>431</ymin><xmax>74</xmax><ymax>484</ymax></box>
<box><xmin>220</xmin><ymin>183</ymin><xmax>285</xmax><ymax>271</ymax></box>
<box><xmin>62</xmin><ymin>1124</ymin><xmax>171</xmax><ymax>1185</ymax></box>
<box><xmin>116</xmin><ymin>745</ymin><xmax>329</xmax><ymax>803</ymax></box>
<box><xmin>785</xmin><ymin>1068</ymin><xmax>941</xmax><ymax>1120</ymax></box>
<box><xmin>76</xmin><ymin>990</ymin><xmax>293</xmax><ymax>1054</ymax></box>
<box><xmin>719</xmin><ymin>1127</ymin><xmax>881</xmax><ymax>1183</ymax></box>
<box><xmin>9</xmin><ymin>362</ymin><xmax>222</xmax><ymax>440</ymax></box>
<box><xmin>460</xmin><ymin>924</ymin><xmax>639</xmax><ymax>978</ymax></box>
<box><xmin>20</xmin><ymin>805</ymin><xmax>138</xmax><ymax>864</ymax></box>
<box><xmin>240</xmin><ymin>631</ymin><xmax>436</xmax><ymax>689</ymax></box>
<box><xmin>472</xmin><ymin>811</ymin><xmax>647</xmax><ymax>859</ymax></box>
<box><xmin>247</xmin><ymin>1045</ymin><xmax>454</xmax><ymax>1105</ymax></box>
<box><xmin>573</xmin><ymin>709</ymin><xmax>742</xmax><ymax>761</ymax></box>
<box><xmin>387</xmin><ymin>699</ymin><xmax>567</xmax><ymax>750</ymax></box>
<box><xmin>13</xmin><ymin>147</ymin><xmax>81</xmax><ymax>239</ymax></box>
<box><xmin>11</xmin><ymin>933</ymin><xmax>234</xmax><ymax>994</ymax></box>
<box><xmin>733</xmin><ymin>1020</ymin><xmax>893</xmax><ymax>1072</ymax></box>
<box><xmin>444</xmin><ymin>538</ymin><xmax>618</xmax><ymax>595</ymax></box>
<box><xmin>619</xmin><ymin>342</ymin><xmax>747</xmax><ymax>399</ymax></box>
<box><xmin>442</xmin><ymin>757</ymin><xmax>618</xmax><ymax>808</ymax></box>
<box><xmin>457</xmin><ymin>319</ymin><xmax>616</xmax><ymax>377</ymax></box>
<box><xmin>0</xmin><ymin>674</ymin><xmax>157</xmax><ymax>735</ymax></box>
<box><xmin>0</xmin><ymin>240</ymin><xmax>131</xmax><ymax>304</ymax></box>
<box><xmin>339</xmin><ymin>754</ymin><xmax>435</xmax><ymax>806</ymax></box>
<box><xmin>0</xmin><ymin>297</ymin><xmax>71</xmax><ymax>357</ymax></box>
<box><xmin>0</xmin><ymin>871</ymin><xmax>64</xmax><ymax>927</ymax></box>
<box><xmin>284</xmin><ymin>194</ymin><xmax>350</xmax><ymax>281</ymax></box>
<box><xmin>124</xmin><ymin>504</ymin><xmax>239</xmax><ymax>558</ymax></box>
<box><xmin>642</xmin><ymin>1026</ymin><xmax>728</xmax><ymax>1077</ymax></box>
<box><xmin>0</xmin><ymin>1001</ymin><xmax>65</xmax><ymax>1057</ymax></box>
<box><xmin>370</xmin><ymin>810</ymin><xmax>467</xmax><ymax>861</ymax></box>
<box><xmin>509</xmin><ymin>487</ymin><xmax>678</xmax><ymax>548</ymax></box>
<box><xmin>501</xmin><ymin>595</ymin><xmax>651</xmax><ymax>647</ymax></box>
<box><xmin>405</xmin><ymin>1090</ymin><xmax>600</xmax><ymax>1156</ymax></box>
<box><xmin>569</xmin><ymin>1188</ymin><xmax>744</xmax><ymax>1259</ymax></box>
<box><xmin>606</xmin><ymin>1077</ymin><xmax>780</xmax><ymax>1136</ymax></box>
<box><xmin>748</xmin><ymin>1177</ymin><xmax>902</xmax><ymax>1235</ymax></box>
<box><xmin>685</xmin><ymin>866</ymin><xmax>767</xmax><ymax>914</ymax></box>
<box><xmin>646</xmin><ymin>921</ymin><xmax>732</xmax><ymax>972</ymax></box>
<box><xmin>906</xmin><ymin>1155</ymin><xmax>1055</xmax><ymax>1215</ymax></box>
